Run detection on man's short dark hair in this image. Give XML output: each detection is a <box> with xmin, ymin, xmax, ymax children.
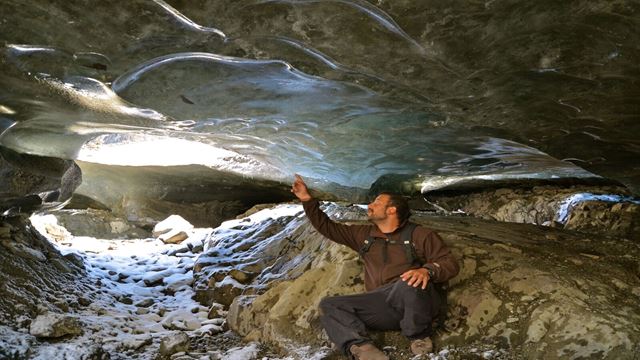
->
<box><xmin>379</xmin><ymin>192</ymin><xmax>411</xmax><ymax>223</ymax></box>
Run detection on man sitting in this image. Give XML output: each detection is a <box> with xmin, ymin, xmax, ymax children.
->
<box><xmin>291</xmin><ymin>175</ymin><xmax>459</xmax><ymax>360</ymax></box>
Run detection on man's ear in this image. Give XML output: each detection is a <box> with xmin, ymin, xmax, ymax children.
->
<box><xmin>387</xmin><ymin>206</ymin><xmax>397</xmax><ymax>215</ymax></box>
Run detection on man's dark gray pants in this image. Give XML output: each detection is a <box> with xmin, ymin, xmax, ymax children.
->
<box><xmin>319</xmin><ymin>280</ymin><xmax>441</xmax><ymax>355</ymax></box>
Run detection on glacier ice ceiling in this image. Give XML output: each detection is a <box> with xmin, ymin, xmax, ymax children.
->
<box><xmin>1</xmin><ymin>0</ymin><xmax>638</xmax><ymax>211</ymax></box>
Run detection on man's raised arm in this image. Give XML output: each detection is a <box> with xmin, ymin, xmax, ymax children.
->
<box><xmin>291</xmin><ymin>174</ymin><xmax>363</xmax><ymax>251</ymax></box>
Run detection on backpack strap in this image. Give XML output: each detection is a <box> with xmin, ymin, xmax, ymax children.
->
<box><xmin>400</xmin><ymin>222</ymin><xmax>418</xmax><ymax>265</ymax></box>
<box><xmin>359</xmin><ymin>223</ymin><xmax>419</xmax><ymax>265</ymax></box>
<box><xmin>359</xmin><ymin>236</ymin><xmax>391</xmax><ymax>263</ymax></box>
<box><xmin>359</xmin><ymin>236</ymin><xmax>376</xmax><ymax>257</ymax></box>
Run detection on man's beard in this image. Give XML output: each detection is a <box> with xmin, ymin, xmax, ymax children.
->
<box><xmin>367</xmin><ymin>210</ymin><xmax>386</xmax><ymax>223</ymax></box>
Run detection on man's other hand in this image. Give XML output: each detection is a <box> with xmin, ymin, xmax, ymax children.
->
<box><xmin>400</xmin><ymin>268</ymin><xmax>430</xmax><ymax>289</ymax></box>
<box><xmin>292</xmin><ymin>174</ymin><xmax>312</xmax><ymax>202</ymax></box>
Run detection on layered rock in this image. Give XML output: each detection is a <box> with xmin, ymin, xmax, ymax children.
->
<box><xmin>564</xmin><ymin>200</ymin><xmax>640</xmax><ymax>240</ymax></box>
<box><xmin>424</xmin><ymin>185</ymin><xmax>640</xmax><ymax>241</ymax></box>
<box><xmin>195</xmin><ymin>202</ymin><xmax>640</xmax><ymax>359</ymax></box>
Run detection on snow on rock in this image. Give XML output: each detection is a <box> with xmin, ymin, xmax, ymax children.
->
<box><xmin>164</xmin><ymin>270</ymin><xmax>194</xmax><ymax>292</ymax></box>
<box><xmin>26</xmin><ymin>213</ymin><xmax>220</xmax><ymax>358</ymax></box>
<box><xmin>153</xmin><ymin>215</ymin><xmax>194</xmax><ymax>244</ymax></box>
<box><xmin>29</xmin><ymin>313</ymin><xmax>83</xmax><ymax>338</ymax></box>
<box><xmin>119</xmin><ymin>333</ymin><xmax>153</xmax><ymax>351</ymax></box>
<box><xmin>0</xmin><ymin>325</ymin><xmax>35</xmax><ymax>358</ymax></box>
<box><xmin>223</xmin><ymin>342</ymin><xmax>260</xmax><ymax>360</ymax></box>
<box><xmin>3</xmin><ymin>242</ymin><xmax>47</xmax><ymax>262</ymax></box>
<box><xmin>193</xmin><ymin>203</ymin><xmax>309</xmax><ymax>307</ymax></box>
<box><xmin>161</xmin><ymin>309</ymin><xmax>203</xmax><ymax>331</ymax></box>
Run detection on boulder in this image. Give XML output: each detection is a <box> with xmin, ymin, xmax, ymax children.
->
<box><xmin>154</xmin><ymin>215</ymin><xmax>193</xmax><ymax>244</ymax></box>
<box><xmin>29</xmin><ymin>313</ymin><xmax>83</xmax><ymax>338</ymax></box>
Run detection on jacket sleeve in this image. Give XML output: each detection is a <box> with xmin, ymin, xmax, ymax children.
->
<box><xmin>302</xmin><ymin>198</ymin><xmax>363</xmax><ymax>252</ymax></box>
<box><xmin>419</xmin><ymin>230</ymin><xmax>459</xmax><ymax>283</ymax></box>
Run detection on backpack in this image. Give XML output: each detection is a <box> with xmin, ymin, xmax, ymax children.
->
<box><xmin>358</xmin><ymin>222</ymin><xmax>448</xmax><ymax>329</ymax></box>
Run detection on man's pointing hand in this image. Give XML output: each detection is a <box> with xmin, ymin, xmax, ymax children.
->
<box><xmin>292</xmin><ymin>174</ymin><xmax>312</xmax><ymax>202</ymax></box>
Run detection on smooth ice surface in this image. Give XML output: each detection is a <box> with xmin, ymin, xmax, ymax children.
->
<box><xmin>3</xmin><ymin>0</ymin><xmax>636</xmax><ymax>197</ymax></box>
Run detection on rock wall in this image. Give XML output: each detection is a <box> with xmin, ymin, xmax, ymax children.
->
<box><xmin>425</xmin><ymin>185</ymin><xmax>640</xmax><ymax>241</ymax></box>
<box><xmin>0</xmin><ymin>146</ymin><xmax>81</xmax><ymax>216</ymax></box>
<box><xmin>198</xmin><ymin>202</ymin><xmax>640</xmax><ymax>359</ymax></box>
<box><xmin>564</xmin><ymin>200</ymin><xmax>640</xmax><ymax>240</ymax></box>
<box><xmin>0</xmin><ymin>215</ymin><xmax>93</xmax><ymax>358</ymax></box>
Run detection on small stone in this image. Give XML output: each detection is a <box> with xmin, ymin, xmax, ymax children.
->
<box><xmin>611</xmin><ymin>279</ymin><xmax>629</xmax><ymax>291</ymax></box>
<box><xmin>0</xmin><ymin>226</ymin><xmax>11</xmax><ymax>238</ymax></box>
<box><xmin>153</xmin><ymin>215</ymin><xmax>193</xmax><ymax>238</ymax></box>
<box><xmin>492</xmin><ymin>243</ymin><xmax>522</xmax><ymax>254</ymax></box>
<box><xmin>568</xmin><ymin>258</ymin><xmax>583</xmax><ymax>265</ymax></box>
<box><xmin>54</xmin><ymin>301</ymin><xmax>69</xmax><ymax>312</ymax></box>
<box><xmin>208</xmin><ymin>303</ymin><xmax>225</xmax><ymax>319</ymax></box>
<box><xmin>63</xmin><ymin>253</ymin><xmax>85</xmax><ymax>269</ymax></box>
<box><xmin>119</xmin><ymin>296</ymin><xmax>134</xmax><ymax>305</ymax></box>
<box><xmin>229</xmin><ymin>269</ymin><xmax>251</xmax><ymax>283</ymax></box>
<box><xmin>78</xmin><ymin>297</ymin><xmax>91</xmax><ymax>307</ymax></box>
<box><xmin>159</xmin><ymin>332</ymin><xmax>190</xmax><ymax>357</ymax></box>
<box><xmin>120</xmin><ymin>335</ymin><xmax>152</xmax><ymax>350</ymax></box>
<box><xmin>580</xmin><ymin>253</ymin><xmax>600</xmax><ymax>260</ymax></box>
<box><xmin>50</xmin><ymin>258</ymin><xmax>76</xmax><ymax>273</ymax></box>
<box><xmin>9</xmin><ymin>243</ymin><xmax>46</xmax><ymax>262</ymax></box>
<box><xmin>135</xmin><ymin>298</ymin><xmax>154</xmax><ymax>308</ymax></box>
<box><xmin>190</xmin><ymin>243</ymin><xmax>204</xmax><ymax>253</ymax></box>
<box><xmin>160</xmin><ymin>231</ymin><xmax>189</xmax><ymax>244</ymax></box>
<box><xmin>135</xmin><ymin>308</ymin><xmax>150</xmax><ymax>315</ymax></box>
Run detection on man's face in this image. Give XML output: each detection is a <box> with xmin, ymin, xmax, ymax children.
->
<box><xmin>367</xmin><ymin>194</ymin><xmax>393</xmax><ymax>222</ymax></box>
